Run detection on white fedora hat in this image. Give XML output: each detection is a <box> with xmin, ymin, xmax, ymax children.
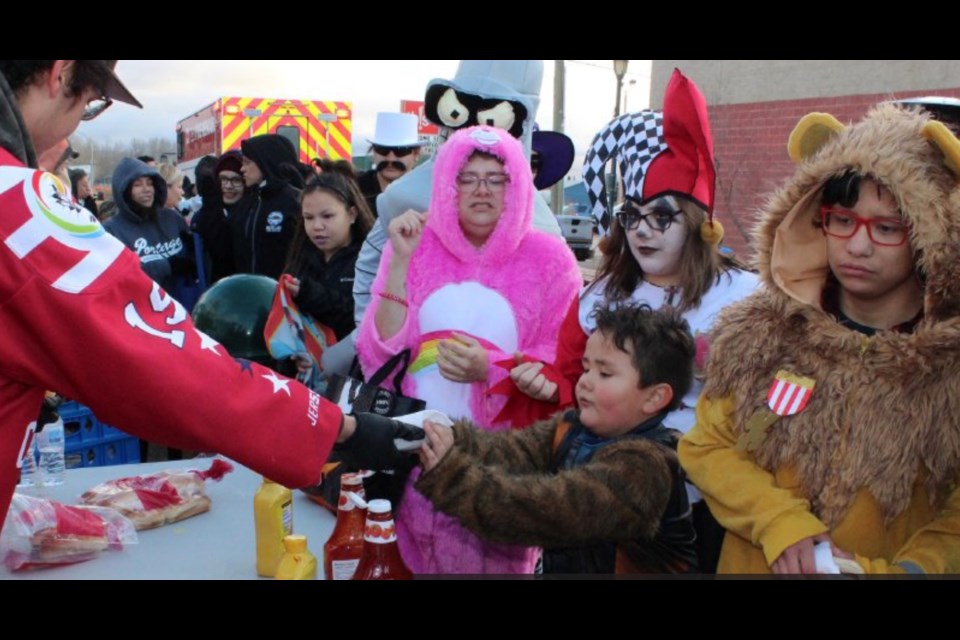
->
<box><xmin>367</xmin><ymin>112</ymin><xmax>425</xmax><ymax>148</ymax></box>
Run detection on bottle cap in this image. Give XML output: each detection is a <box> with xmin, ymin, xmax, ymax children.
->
<box><xmin>367</xmin><ymin>499</ymin><xmax>392</xmax><ymax>514</ymax></box>
<box><xmin>341</xmin><ymin>473</ymin><xmax>364</xmax><ymax>487</ymax></box>
<box><xmin>283</xmin><ymin>534</ymin><xmax>308</xmax><ymax>552</ymax></box>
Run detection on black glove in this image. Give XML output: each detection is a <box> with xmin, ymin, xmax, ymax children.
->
<box><xmin>333</xmin><ymin>413</ymin><xmax>425</xmax><ymax>471</ymax></box>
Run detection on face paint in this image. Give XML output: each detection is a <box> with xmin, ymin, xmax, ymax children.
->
<box><xmin>624</xmin><ymin>195</ymin><xmax>688</xmax><ymax>287</ymax></box>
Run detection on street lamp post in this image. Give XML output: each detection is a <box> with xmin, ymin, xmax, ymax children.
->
<box><xmin>609</xmin><ymin>60</ymin><xmax>630</xmax><ymax>221</ymax></box>
<box><xmin>624</xmin><ymin>79</ymin><xmax>638</xmax><ymax>114</ymax></box>
<box><xmin>552</xmin><ymin>59</ymin><xmax>566</xmax><ymax>218</ymax></box>
<box><xmin>613</xmin><ymin>60</ymin><xmax>629</xmax><ymax>118</ymax></box>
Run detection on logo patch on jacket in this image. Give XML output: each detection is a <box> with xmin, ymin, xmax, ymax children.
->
<box><xmin>736</xmin><ymin>370</ymin><xmax>816</xmax><ymax>452</ymax></box>
<box><xmin>0</xmin><ymin>167</ymin><xmax>124</xmax><ymax>293</ymax></box>
<box><xmin>265</xmin><ymin>211</ymin><xmax>284</xmax><ymax>233</ymax></box>
<box><xmin>767</xmin><ymin>370</ymin><xmax>815</xmax><ymax>416</ymax></box>
<box><xmin>134</xmin><ymin>236</ymin><xmax>183</xmax><ymax>263</ymax></box>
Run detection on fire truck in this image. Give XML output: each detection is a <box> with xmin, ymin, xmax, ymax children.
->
<box><xmin>175</xmin><ymin>97</ymin><xmax>352</xmax><ymax>176</ymax></box>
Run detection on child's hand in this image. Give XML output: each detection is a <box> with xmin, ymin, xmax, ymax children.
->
<box><xmin>292</xmin><ymin>354</ymin><xmax>312</xmax><ymax>375</ymax></box>
<box><xmin>510</xmin><ymin>355</ymin><xmax>559</xmax><ymax>402</ymax></box>
<box><xmin>287</xmin><ymin>277</ymin><xmax>301</xmax><ymax>297</ymax></box>
<box><xmin>419</xmin><ymin>420</ymin><xmax>455</xmax><ymax>472</ymax></box>
<box><xmin>437</xmin><ymin>333</ymin><xmax>488</xmax><ymax>383</ymax></box>
<box><xmin>772</xmin><ymin>533</ymin><xmax>849</xmax><ymax>574</ymax></box>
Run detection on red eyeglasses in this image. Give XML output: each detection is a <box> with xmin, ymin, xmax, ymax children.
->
<box><xmin>820</xmin><ymin>207</ymin><xmax>911</xmax><ymax>247</ymax></box>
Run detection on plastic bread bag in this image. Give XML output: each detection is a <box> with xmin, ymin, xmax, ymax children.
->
<box><xmin>79</xmin><ymin>458</ymin><xmax>234</xmax><ymax>530</ymax></box>
<box><xmin>1</xmin><ymin>493</ymin><xmax>138</xmax><ymax>572</ymax></box>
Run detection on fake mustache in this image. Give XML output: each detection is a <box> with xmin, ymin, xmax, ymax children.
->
<box><xmin>377</xmin><ymin>160</ymin><xmax>408</xmax><ymax>173</ymax></box>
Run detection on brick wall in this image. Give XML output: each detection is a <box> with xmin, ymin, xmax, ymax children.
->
<box><xmin>712</xmin><ymin>87</ymin><xmax>960</xmax><ymax>261</ymax></box>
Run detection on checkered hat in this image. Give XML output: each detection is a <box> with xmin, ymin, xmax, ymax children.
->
<box><xmin>583</xmin><ymin>70</ymin><xmax>717</xmax><ymax>236</ymax></box>
<box><xmin>582</xmin><ymin>110</ymin><xmax>666</xmax><ymax>235</ymax></box>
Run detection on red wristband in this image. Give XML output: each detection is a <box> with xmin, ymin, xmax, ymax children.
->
<box><xmin>378</xmin><ymin>291</ymin><xmax>409</xmax><ymax>307</ymax></box>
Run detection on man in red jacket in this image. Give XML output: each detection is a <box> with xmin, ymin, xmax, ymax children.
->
<box><xmin>0</xmin><ymin>60</ymin><xmax>417</xmax><ymax>522</ymax></box>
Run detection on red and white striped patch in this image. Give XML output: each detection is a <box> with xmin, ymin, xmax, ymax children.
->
<box><xmin>766</xmin><ymin>370</ymin><xmax>815</xmax><ymax>417</ymax></box>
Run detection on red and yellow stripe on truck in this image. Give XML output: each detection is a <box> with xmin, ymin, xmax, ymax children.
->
<box><xmin>177</xmin><ymin>97</ymin><xmax>352</xmax><ymax>165</ymax></box>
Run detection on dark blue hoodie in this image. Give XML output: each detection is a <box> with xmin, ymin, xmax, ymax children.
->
<box><xmin>104</xmin><ymin>158</ymin><xmax>191</xmax><ymax>293</ymax></box>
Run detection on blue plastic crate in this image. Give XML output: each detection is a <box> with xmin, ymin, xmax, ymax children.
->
<box><xmin>65</xmin><ymin>434</ymin><xmax>140</xmax><ymax>469</ymax></box>
<box><xmin>62</xmin><ymin>406</ymin><xmax>101</xmax><ymax>445</ymax></box>
<box><xmin>60</xmin><ymin>401</ymin><xmax>133</xmax><ymax>444</ymax></box>
<box><xmin>99</xmin><ymin>421</ymin><xmax>130</xmax><ymax>440</ymax></box>
<box><xmin>64</xmin><ymin>443</ymin><xmax>102</xmax><ymax>469</ymax></box>
<box><xmin>57</xmin><ymin>400</ymin><xmax>85</xmax><ymax>419</ymax></box>
<box><xmin>102</xmin><ymin>437</ymin><xmax>140</xmax><ymax>466</ymax></box>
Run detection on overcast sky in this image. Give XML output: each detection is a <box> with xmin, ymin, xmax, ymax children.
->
<box><xmin>76</xmin><ymin>60</ymin><xmax>652</xmax><ymax>163</ymax></box>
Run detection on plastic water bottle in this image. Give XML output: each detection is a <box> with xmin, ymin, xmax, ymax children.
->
<box><xmin>17</xmin><ymin>429</ymin><xmax>38</xmax><ymax>488</ymax></box>
<box><xmin>36</xmin><ymin>417</ymin><xmax>65</xmax><ymax>486</ymax></box>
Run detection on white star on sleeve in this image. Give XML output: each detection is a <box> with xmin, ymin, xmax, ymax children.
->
<box><xmin>263</xmin><ymin>372</ymin><xmax>292</xmax><ymax>396</ymax></box>
<box><xmin>195</xmin><ymin>329</ymin><xmax>222</xmax><ymax>355</ymax></box>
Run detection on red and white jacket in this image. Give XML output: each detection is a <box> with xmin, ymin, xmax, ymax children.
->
<box><xmin>0</xmin><ymin>148</ymin><xmax>340</xmax><ymax>520</ymax></box>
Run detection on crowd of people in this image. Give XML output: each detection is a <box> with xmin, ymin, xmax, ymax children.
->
<box><xmin>4</xmin><ymin>58</ymin><xmax>960</xmax><ymax>577</ymax></box>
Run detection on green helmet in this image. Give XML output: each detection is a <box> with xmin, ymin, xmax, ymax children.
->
<box><xmin>192</xmin><ymin>274</ymin><xmax>277</xmax><ymax>365</ymax></box>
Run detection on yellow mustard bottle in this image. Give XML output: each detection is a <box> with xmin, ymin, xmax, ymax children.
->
<box><xmin>275</xmin><ymin>534</ymin><xmax>318</xmax><ymax>580</ymax></box>
<box><xmin>254</xmin><ymin>477</ymin><xmax>293</xmax><ymax>577</ymax></box>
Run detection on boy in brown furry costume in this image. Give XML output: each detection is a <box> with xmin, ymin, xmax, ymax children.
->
<box><xmin>679</xmin><ymin>104</ymin><xmax>960</xmax><ymax>574</ymax></box>
<box><xmin>416</xmin><ymin>304</ymin><xmax>698</xmax><ymax>574</ymax></box>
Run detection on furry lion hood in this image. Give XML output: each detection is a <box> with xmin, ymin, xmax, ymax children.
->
<box><xmin>757</xmin><ymin>103</ymin><xmax>960</xmax><ymax>322</ymax></box>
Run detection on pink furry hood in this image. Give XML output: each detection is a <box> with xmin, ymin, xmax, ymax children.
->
<box><xmin>426</xmin><ymin>126</ymin><xmax>534</xmax><ymax>263</ymax></box>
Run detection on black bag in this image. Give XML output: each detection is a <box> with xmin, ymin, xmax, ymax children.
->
<box><xmin>304</xmin><ymin>351</ymin><xmax>424</xmax><ymax>512</ymax></box>
<box><xmin>324</xmin><ymin>350</ymin><xmax>425</xmax><ymax>417</ymax></box>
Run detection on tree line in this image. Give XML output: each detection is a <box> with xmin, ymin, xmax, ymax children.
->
<box><xmin>69</xmin><ymin>136</ymin><xmax>178</xmax><ymax>188</ymax></box>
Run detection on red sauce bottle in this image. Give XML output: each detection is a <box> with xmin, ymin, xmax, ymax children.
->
<box><xmin>351</xmin><ymin>499</ymin><xmax>413</xmax><ymax>580</ymax></box>
<box><xmin>323</xmin><ymin>473</ymin><xmax>367</xmax><ymax>580</ymax></box>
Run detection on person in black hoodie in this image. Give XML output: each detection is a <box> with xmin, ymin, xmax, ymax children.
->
<box><xmin>190</xmin><ymin>154</ymin><xmax>237</xmax><ymax>282</ymax></box>
<box><xmin>233</xmin><ymin>134</ymin><xmax>302</xmax><ymax>279</ymax></box>
<box><xmin>104</xmin><ymin>157</ymin><xmax>194</xmax><ymax>295</ymax></box>
<box><xmin>283</xmin><ymin>172</ymin><xmax>374</xmax><ymax>351</ymax></box>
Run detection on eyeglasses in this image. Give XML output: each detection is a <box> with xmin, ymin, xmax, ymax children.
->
<box><xmin>820</xmin><ymin>207</ymin><xmax>911</xmax><ymax>247</ymax></box>
<box><xmin>372</xmin><ymin>145</ymin><xmax>417</xmax><ymax>158</ymax></box>
<box><xmin>219</xmin><ymin>176</ymin><xmax>245</xmax><ymax>187</ymax></box>
<box><xmin>616</xmin><ymin>203</ymin><xmax>681</xmax><ymax>232</ymax></box>
<box><xmin>456</xmin><ymin>173</ymin><xmax>510</xmax><ymax>192</ymax></box>
<box><xmin>82</xmin><ymin>97</ymin><xmax>113</xmax><ymax>121</ymax></box>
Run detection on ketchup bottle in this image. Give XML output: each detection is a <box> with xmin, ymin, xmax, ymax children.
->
<box><xmin>323</xmin><ymin>473</ymin><xmax>367</xmax><ymax>580</ymax></box>
<box><xmin>351</xmin><ymin>499</ymin><xmax>413</xmax><ymax>580</ymax></box>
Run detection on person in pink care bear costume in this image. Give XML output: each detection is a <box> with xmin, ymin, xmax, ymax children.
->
<box><xmin>357</xmin><ymin>124</ymin><xmax>582</xmax><ymax>574</ymax></box>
